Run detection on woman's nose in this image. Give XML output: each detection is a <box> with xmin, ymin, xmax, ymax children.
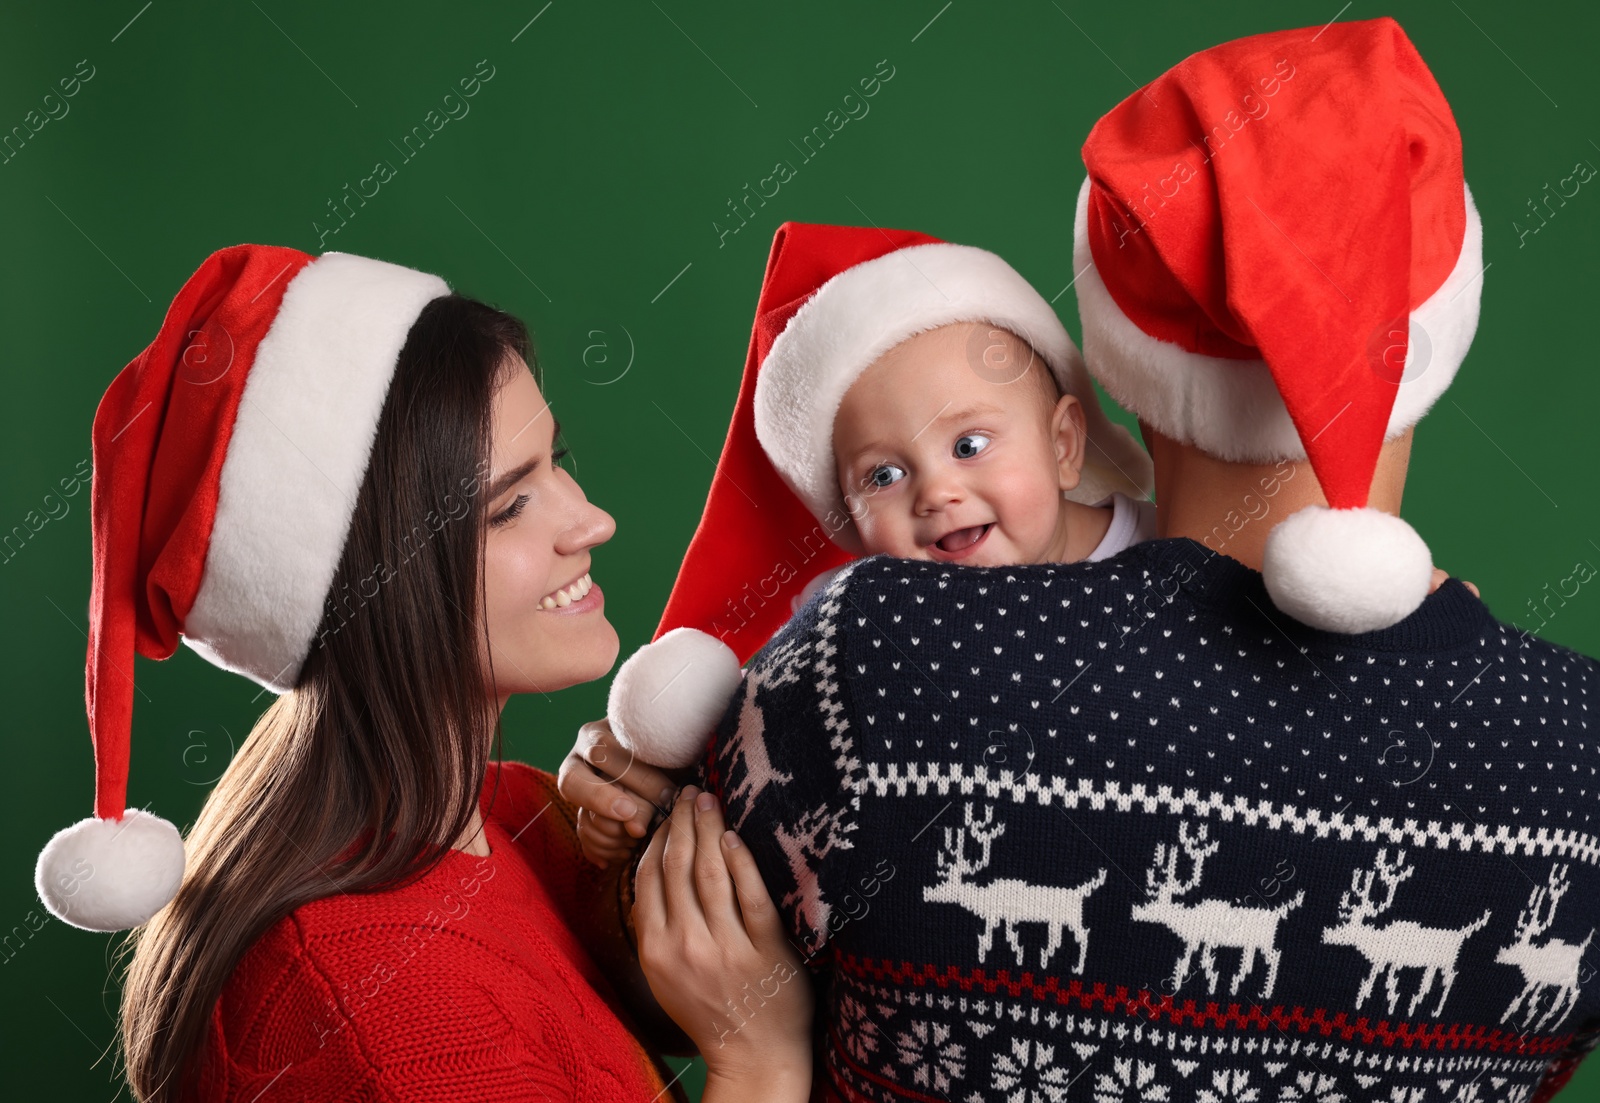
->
<box><xmin>556</xmin><ymin>496</ymin><xmax>616</xmax><ymax>555</ymax></box>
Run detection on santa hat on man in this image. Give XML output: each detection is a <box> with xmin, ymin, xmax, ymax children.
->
<box><xmin>1073</xmin><ymin>16</ymin><xmax>1483</xmax><ymax>634</ymax></box>
<box><xmin>607</xmin><ymin>223</ymin><xmax>1154</xmax><ymax>768</ymax></box>
<box><xmin>35</xmin><ymin>245</ymin><xmax>449</xmax><ymax>931</ymax></box>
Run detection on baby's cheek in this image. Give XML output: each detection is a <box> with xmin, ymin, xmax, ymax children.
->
<box><xmin>858</xmin><ymin>523</ymin><xmax>909</xmax><ymax>558</ymax></box>
<box><xmin>855</xmin><ymin>509</ymin><xmax>919</xmax><ymax>558</ymax></box>
<box><xmin>992</xmin><ymin>467</ymin><xmax>1059</xmax><ymax>549</ymax></box>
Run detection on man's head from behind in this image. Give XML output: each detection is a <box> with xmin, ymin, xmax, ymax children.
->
<box><xmin>1074</xmin><ymin>16</ymin><xmax>1482</xmax><ymax>634</ymax></box>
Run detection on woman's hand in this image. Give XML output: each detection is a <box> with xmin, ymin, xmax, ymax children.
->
<box><xmin>557</xmin><ymin>718</ymin><xmax>678</xmax><ymax>867</ymax></box>
<box><xmin>633</xmin><ymin>785</ymin><xmax>813</xmax><ymax>1103</ymax></box>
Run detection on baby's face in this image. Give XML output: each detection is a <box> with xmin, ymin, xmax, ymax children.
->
<box><xmin>833</xmin><ymin>322</ymin><xmax>1078</xmax><ymax>566</ymax></box>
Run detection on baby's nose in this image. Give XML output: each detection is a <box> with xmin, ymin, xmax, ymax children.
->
<box><xmin>914</xmin><ymin>475</ymin><xmax>964</xmax><ymax>513</ymax></box>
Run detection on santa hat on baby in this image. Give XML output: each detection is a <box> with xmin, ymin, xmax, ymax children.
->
<box><xmin>608</xmin><ymin>223</ymin><xmax>1154</xmax><ymax>768</ymax></box>
<box><xmin>1073</xmin><ymin>16</ymin><xmax>1483</xmax><ymax>634</ymax></box>
<box><xmin>35</xmin><ymin>245</ymin><xmax>449</xmax><ymax>931</ymax></box>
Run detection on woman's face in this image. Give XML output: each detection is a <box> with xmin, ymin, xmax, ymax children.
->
<box><xmin>481</xmin><ymin>361</ymin><xmax>618</xmax><ymax>703</ymax></box>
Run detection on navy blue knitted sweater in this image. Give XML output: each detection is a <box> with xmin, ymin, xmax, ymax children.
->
<box><xmin>702</xmin><ymin>538</ymin><xmax>1600</xmax><ymax>1103</ymax></box>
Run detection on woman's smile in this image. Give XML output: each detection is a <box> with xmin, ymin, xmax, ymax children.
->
<box><xmin>539</xmin><ymin>571</ymin><xmax>602</xmax><ymax>613</ymax></box>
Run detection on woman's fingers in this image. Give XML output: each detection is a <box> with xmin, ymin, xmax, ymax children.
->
<box><xmin>582</xmin><ymin>809</ymin><xmax>633</xmax><ymax>842</ymax></box>
<box><xmin>631</xmin><ymin>808</ymin><xmax>670</xmax><ymax>938</ymax></box>
<box><xmin>630</xmin><ymin>788</ymin><xmax>816</xmax><ymax>1088</ymax></box>
<box><xmin>557</xmin><ymin>744</ymin><xmax>644</xmax><ymax>826</ymax></box>
<box><xmin>690</xmin><ymin>791</ymin><xmax>740</xmax><ymax>943</ymax></box>
<box><xmin>660</xmin><ymin>785</ymin><xmax>706</xmax><ymax>930</ymax></box>
<box><xmin>583</xmin><ymin>727</ymin><xmax>679</xmax><ymax>829</ymax></box>
<box><xmin>556</xmin><ymin>720</ymin><xmax>670</xmax><ymax>839</ymax></box>
<box><xmin>721</xmin><ymin>826</ymin><xmax>787</xmax><ymax>946</ymax></box>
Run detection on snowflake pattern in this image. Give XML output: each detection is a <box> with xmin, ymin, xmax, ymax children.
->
<box><xmin>1197</xmin><ymin>1068</ymin><xmax>1259</xmax><ymax>1103</ymax></box>
<box><xmin>895</xmin><ymin>1019</ymin><xmax>965</xmax><ymax>1094</ymax></box>
<box><xmin>838</xmin><ymin>994</ymin><xmax>882</xmax><ymax>1066</ymax></box>
<box><xmin>1093</xmin><ymin>1057</ymin><xmax>1170</xmax><ymax>1102</ymax></box>
<box><xmin>1277</xmin><ymin>1071</ymin><xmax>1345</xmax><ymax>1103</ymax></box>
<box><xmin>992</xmin><ymin>1038</ymin><xmax>1073</xmax><ymax>1102</ymax></box>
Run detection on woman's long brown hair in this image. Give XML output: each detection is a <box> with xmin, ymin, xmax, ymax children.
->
<box><xmin>119</xmin><ymin>294</ymin><xmax>534</xmax><ymax>1102</ymax></box>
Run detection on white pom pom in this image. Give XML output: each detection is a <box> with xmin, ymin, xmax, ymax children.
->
<box><xmin>607</xmin><ymin>628</ymin><xmax>743</xmax><ymax>769</ymax></box>
<box><xmin>35</xmin><ymin>811</ymin><xmax>186</xmax><ymax>932</ymax></box>
<box><xmin>1262</xmin><ymin>505</ymin><xmax>1433</xmax><ymax>634</ymax></box>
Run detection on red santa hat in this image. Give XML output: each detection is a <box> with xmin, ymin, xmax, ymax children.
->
<box><xmin>1073</xmin><ymin>16</ymin><xmax>1482</xmax><ymax>634</ymax></box>
<box><xmin>35</xmin><ymin>245</ymin><xmax>449</xmax><ymax>931</ymax></box>
<box><xmin>608</xmin><ymin>222</ymin><xmax>1154</xmax><ymax>767</ymax></box>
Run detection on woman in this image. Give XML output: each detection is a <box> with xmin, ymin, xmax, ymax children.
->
<box><xmin>31</xmin><ymin>245</ymin><xmax>812</xmax><ymax>1101</ymax></box>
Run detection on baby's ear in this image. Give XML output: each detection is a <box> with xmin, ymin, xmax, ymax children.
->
<box><xmin>1052</xmin><ymin>393</ymin><xmax>1089</xmax><ymax>491</ymax></box>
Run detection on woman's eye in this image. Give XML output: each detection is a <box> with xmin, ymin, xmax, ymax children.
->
<box><xmin>489</xmin><ymin>493</ymin><xmax>530</xmax><ymax>528</ymax></box>
<box><xmin>865</xmin><ymin>464</ymin><xmax>905</xmax><ymax>489</ymax></box>
<box><xmin>954</xmin><ymin>433</ymin><xmax>991</xmax><ymax>459</ymax></box>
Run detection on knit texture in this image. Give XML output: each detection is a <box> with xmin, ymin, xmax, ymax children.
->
<box><xmin>195</xmin><ymin>761</ymin><xmax>683</xmax><ymax>1102</ymax></box>
<box><xmin>703</xmin><ymin>538</ymin><xmax>1600</xmax><ymax>1103</ymax></box>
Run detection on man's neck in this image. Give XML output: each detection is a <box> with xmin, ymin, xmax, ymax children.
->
<box><xmin>1146</xmin><ymin>425</ymin><xmax>1413</xmax><ymax>571</ymax></box>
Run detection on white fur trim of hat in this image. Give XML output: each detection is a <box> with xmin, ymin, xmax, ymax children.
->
<box><xmin>1071</xmin><ymin>177</ymin><xmax>1484</xmax><ymax>464</ymax></box>
<box><xmin>183</xmin><ymin>253</ymin><xmax>449</xmax><ymax>693</ymax></box>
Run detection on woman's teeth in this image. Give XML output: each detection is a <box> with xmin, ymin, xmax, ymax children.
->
<box><xmin>540</xmin><ymin>572</ymin><xmax>592</xmax><ymax>609</ymax></box>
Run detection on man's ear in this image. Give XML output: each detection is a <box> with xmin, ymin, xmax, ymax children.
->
<box><xmin>1052</xmin><ymin>393</ymin><xmax>1089</xmax><ymax>492</ymax></box>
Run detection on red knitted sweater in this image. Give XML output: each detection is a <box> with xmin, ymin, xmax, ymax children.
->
<box><xmin>193</xmin><ymin>761</ymin><xmax>684</xmax><ymax>1102</ymax></box>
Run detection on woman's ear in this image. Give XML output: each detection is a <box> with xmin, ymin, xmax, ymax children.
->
<box><xmin>1052</xmin><ymin>393</ymin><xmax>1089</xmax><ymax>492</ymax></box>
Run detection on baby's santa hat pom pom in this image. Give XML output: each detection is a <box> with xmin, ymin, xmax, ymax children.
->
<box><xmin>607</xmin><ymin>627</ymin><xmax>743</xmax><ymax>769</ymax></box>
<box><xmin>1263</xmin><ymin>505</ymin><xmax>1433</xmax><ymax>635</ymax></box>
<box><xmin>35</xmin><ymin>811</ymin><xmax>186</xmax><ymax>932</ymax></box>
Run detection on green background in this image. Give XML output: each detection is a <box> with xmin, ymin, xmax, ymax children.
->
<box><xmin>2</xmin><ymin>2</ymin><xmax>1596</xmax><ymax>1099</ymax></box>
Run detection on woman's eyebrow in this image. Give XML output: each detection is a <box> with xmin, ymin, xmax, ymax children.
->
<box><xmin>487</xmin><ymin>458</ymin><xmax>539</xmax><ymax>501</ymax></box>
<box><xmin>486</xmin><ymin>418</ymin><xmax>563</xmax><ymax>500</ymax></box>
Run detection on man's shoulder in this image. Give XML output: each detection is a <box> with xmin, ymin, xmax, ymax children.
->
<box><xmin>764</xmin><ymin>542</ymin><xmax>1197</xmax><ymax>655</ymax></box>
<box><xmin>757</xmin><ymin>541</ymin><xmax>1600</xmax><ymax>698</ymax></box>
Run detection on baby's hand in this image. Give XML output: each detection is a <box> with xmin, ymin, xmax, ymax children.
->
<box><xmin>1430</xmin><ymin>567</ymin><xmax>1481</xmax><ymax>599</ymax></box>
<box><xmin>557</xmin><ymin>718</ymin><xmax>679</xmax><ymax>868</ymax></box>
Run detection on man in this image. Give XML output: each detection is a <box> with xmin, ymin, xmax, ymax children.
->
<box><xmin>701</xmin><ymin>18</ymin><xmax>1600</xmax><ymax>1103</ymax></box>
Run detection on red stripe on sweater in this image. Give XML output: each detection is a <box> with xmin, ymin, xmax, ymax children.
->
<box><xmin>835</xmin><ymin>952</ymin><xmax>1574</xmax><ymax>1055</ymax></box>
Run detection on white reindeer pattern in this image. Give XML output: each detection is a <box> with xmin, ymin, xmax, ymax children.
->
<box><xmin>774</xmin><ymin>802</ymin><xmax>855</xmax><ymax>949</ymax></box>
<box><xmin>1130</xmin><ymin>822</ymin><xmax>1304</xmax><ymax>999</ymax></box>
<box><xmin>922</xmin><ymin>803</ymin><xmax>1107</xmax><ymax>971</ymax></box>
<box><xmin>1496</xmin><ymin>864</ymin><xmax>1593</xmax><ymax>1032</ymax></box>
<box><xmin>721</xmin><ymin>651</ymin><xmax>798</xmax><ymax>829</ymax></box>
<box><xmin>1320</xmin><ymin>848</ymin><xmax>1490</xmax><ymax>1018</ymax></box>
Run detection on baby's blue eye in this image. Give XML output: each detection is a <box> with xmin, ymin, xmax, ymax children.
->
<box><xmin>954</xmin><ymin>433</ymin><xmax>992</xmax><ymax>459</ymax></box>
<box><xmin>866</xmin><ymin>464</ymin><xmax>905</xmax><ymax>488</ymax></box>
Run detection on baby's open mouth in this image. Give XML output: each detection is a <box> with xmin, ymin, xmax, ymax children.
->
<box><xmin>933</xmin><ymin>523</ymin><xmax>993</xmax><ymax>554</ymax></box>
